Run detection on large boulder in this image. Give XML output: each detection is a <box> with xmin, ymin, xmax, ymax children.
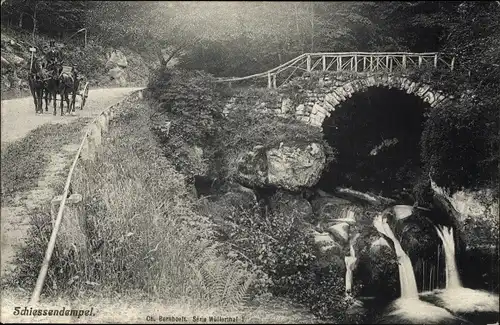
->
<box><xmin>267</xmin><ymin>142</ymin><xmax>326</xmax><ymax>191</ymax></box>
<box><xmin>108</xmin><ymin>67</ymin><xmax>127</xmax><ymax>86</ymax></box>
<box><xmin>236</xmin><ymin>142</ymin><xmax>327</xmax><ymax>191</ymax></box>
<box><xmin>106</xmin><ymin>49</ymin><xmax>128</xmax><ymax>69</ymax></box>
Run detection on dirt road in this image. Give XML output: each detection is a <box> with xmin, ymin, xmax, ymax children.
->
<box><xmin>0</xmin><ymin>87</ymin><xmax>143</xmax><ymax>278</ymax></box>
<box><xmin>1</xmin><ymin>87</ymin><xmax>143</xmax><ymax>147</ymax></box>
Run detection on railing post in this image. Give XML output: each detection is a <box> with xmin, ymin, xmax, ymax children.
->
<box><xmin>363</xmin><ymin>56</ymin><xmax>366</xmax><ymax>71</ymax></box>
<box><xmin>272</xmin><ymin>73</ymin><xmax>277</xmax><ymax>89</ymax></box>
<box><xmin>350</xmin><ymin>56</ymin><xmax>354</xmax><ymax>71</ymax></box>
<box><xmin>450</xmin><ymin>57</ymin><xmax>455</xmax><ymax>71</ymax></box>
<box><xmin>267</xmin><ymin>72</ymin><xmax>272</xmax><ymax>89</ymax></box>
<box><xmin>386</xmin><ymin>55</ymin><xmax>389</xmax><ymax>71</ymax></box>
<box><xmin>306</xmin><ymin>54</ymin><xmax>312</xmax><ymax>72</ymax></box>
<box><xmin>50</xmin><ymin>194</ymin><xmax>87</xmax><ymax>256</ymax></box>
<box><xmin>418</xmin><ymin>56</ymin><xmax>423</xmax><ymax>68</ymax></box>
<box><xmin>322</xmin><ymin>55</ymin><xmax>326</xmax><ymax>71</ymax></box>
<box><xmin>402</xmin><ymin>55</ymin><xmax>407</xmax><ymax>70</ymax></box>
<box><xmin>337</xmin><ymin>56</ymin><xmax>341</xmax><ymax>72</ymax></box>
<box><xmin>354</xmin><ymin>55</ymin><xmax>358</xmax><ymax>72</ymax></box>
<box><xmin>370</xmin><ymin>56</ymin><xmax>373</xmax><ymax>71</ymax></box>
<box><xmin>434</xmin><ymin>54</ymin><xmax>438</xmax><ymax>68</ymax></box>
<box><xmin>389</xmin><ymin>56</ymin><xmax>393</xmax><ymax>73</ymax></box>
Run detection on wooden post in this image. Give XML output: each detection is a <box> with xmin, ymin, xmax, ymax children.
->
<box><xmin>389</xmin><ymin>56</ymin><xmax>393</xmax><ymax>72</ymax></box>
<box><xmin>79</xmin><ymin>136</ymin><xmax>94</xmax><ymax>162</ymax></box>
<box><xmin>363</xmin><ymin>56</ymin><xmax>366</xmax><ymax>71</ymax></box>
<box><xmin>354</xmin><ymin>55</ymin><xmax>358</xmax><ymax>72</ymax></box>
<box><xmin>322</xmin><ymin>55</ymin><xmax>326</xmax><ymax>71</ymax></box>
<box><xmin>97</xmin><ymin>113</ymin><xmax>108</xmax><ymax>134</ymax></box>
<box><xmin>402</xmin><ymin>55</ymin><xmax>407</xmax><ymax>69</ymax></box>
<box><xmin>50</xmin><ymin>194</ymin><xmax>87</xmax><ymax>256</ymax></box>
<box><xmin>87</xmin><ymin>122</ymin><xmax>102</xmax><ymax>157</ymax></box>
<box><xmin>272</xmin><ymin>74</ymin><xmax>277</xmax><ymax>89</ymax></box>
<box><xmin>434</xmin><ymin>54</ymin><xmax>438</xmax><ymax>68</ymax></box>
<box><xmin>386</xmin><ymin>55</ymin><xmax>389</xmax><ymax>70</ymax></box>
<box><xmin>450</xmin><ymin>57</ymin><xmax>455</xmax><ymax>71</ymax></box>
<box><xmin>370</xmin><ymin>56</ymin><xmax>373</xmax><ymax>71</ymax></box>
<box><xmin>337</xmin><ymin>56</ymin><xmax>341</xmax><ymax>72</ymax></box>
<box><xmin>306</xmin><ymin>54</ymin><xmax>311</xmax><ymax>72</ymax></box>
<box><xmin>267</xmin><ymin>72</ymin><xmax>272</xmax><ymax>89</ymax></box>
<box><xmin>350</xmin><ymin>56</ymin><xmax>354</xmax><ymax>71</ymax></box>
<box><xmin>418</xmin><ymin>56</ymin><xmax>423</xmax><ymax>68</ymax></box>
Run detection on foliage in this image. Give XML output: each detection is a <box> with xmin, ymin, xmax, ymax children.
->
<box><xmin>204</xmin><ymin>197</ymin><xmax>354</xmax><ymax>322</ymax></box>
<box><xmin>1</xmin><ymin>0</ymin><xmax>89</xmax><ymax>37</ymax></box>
<box><xmin>147</xmin><ymin>68</ymin><xmax>224</xmax><ymax>180</ymax></box>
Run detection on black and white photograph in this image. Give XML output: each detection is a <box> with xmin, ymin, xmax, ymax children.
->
<box><xmin>0</xmin><ymin>1</ymin><xmax>499</xmax><ymax>324</ymax></box>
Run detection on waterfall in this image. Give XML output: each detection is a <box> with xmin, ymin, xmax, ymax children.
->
<box><xmin>373</xmin><ymin>212</ymin><xmax>419</xmax><ymax>299</ymax></box>
<box><xmin>345</xmin><ymin>233</ymin><xmax>360</xmax><ymax>295</ymax></box>
<box><xmin>435</xmin><ymin>225</ymin><xmax>462</xmax><ymax>289</ymax></box>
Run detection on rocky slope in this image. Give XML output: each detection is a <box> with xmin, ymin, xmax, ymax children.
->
<box><xmin>1</xmin><ymin>26</ymin><xmax>157</xmax><ymax>99</ymax></box>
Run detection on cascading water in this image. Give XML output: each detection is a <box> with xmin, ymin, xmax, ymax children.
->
<box><xmin>373</xmin><ymin>212</ymin><xmax>419</xmax><ymax>298</ymax></box>
<box><xmin>435</xmin><ymin>225</ymin><xmax>462</xmax><ymax>289</ymax></box>
<box><xmin>424</xmin><ymin>225</ymin><xmax>500</xmax><ymax>320</ymax></box>
<box><xmin>345</xmin><ymin>233</ymin><xmax>360</xmax><ymax>295</ymax></box>
<box><xmin>373</xmin><ymin>211</ymin><xmax>464</xmax><ymax>324</ymax></box>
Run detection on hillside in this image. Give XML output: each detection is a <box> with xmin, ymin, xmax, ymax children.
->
<box><xmin>1</xmin><ymin>26</ymin><xmax>158</xmax><ymax>99</ymax></box>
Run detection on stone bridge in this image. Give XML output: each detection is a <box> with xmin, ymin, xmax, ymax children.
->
<box><xmin>217</xmin><ymin>52</ymin><xmax>455</xmax><ymax>127</ymax></box>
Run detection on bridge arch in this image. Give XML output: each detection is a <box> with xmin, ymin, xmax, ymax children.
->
<box><xmin>307</xmin><ymin>74</ymin><xmax>451</xmax><ymax>127</ymax></box>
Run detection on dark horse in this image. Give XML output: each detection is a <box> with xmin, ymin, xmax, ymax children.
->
<box><xmin>43</xmin><ymin>63</ymin><xmax>80</xmax><ymax>116</ymax></box>
<box><xmin>43</xmin><ymin>60</ymin><xmax>61</xmax><ymax>115</ymax></box>
<box><xmin>58</xmin><ymin>66</ymin><xmax>80</xmax><ymax>115</ymax></box>
<box><xmin>27</xmin><ymin>57</ymin><xmax>47</xmax><ymax>114</ymax></box>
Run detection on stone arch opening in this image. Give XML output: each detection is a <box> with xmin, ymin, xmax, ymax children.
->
<box><xmin>318</xmin><ymin>86</ymin><xmax>431</xmax><ymax>201</ymax></box>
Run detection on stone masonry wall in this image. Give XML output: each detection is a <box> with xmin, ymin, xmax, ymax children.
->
<box><xmin>223</xmin><ymin>71</ymin><xmax>452</xmax><ymax>128</ymax></box>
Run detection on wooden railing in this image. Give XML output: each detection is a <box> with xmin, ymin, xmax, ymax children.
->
<box><xmin>30</xmin><ymin>89</ymin><xmax>144</xmax><ymax>304</ymax></box>
<box><xmin>214</xmin><ymin>52</ymin><xmax>456</xmax><ymax>89</ymax></box>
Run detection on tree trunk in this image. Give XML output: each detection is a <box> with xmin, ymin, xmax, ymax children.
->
<box><xmin>310</xmin><ymin>3</ymin><xmax>315</xmax><ymax>52</ymax></box>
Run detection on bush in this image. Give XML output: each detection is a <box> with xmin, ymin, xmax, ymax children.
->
<box><xmin>204</xmin><ymin>195</ymin><xmax>356</xmax><ymax>322</ymax></box>
<box><xmin>420</xmin><ymin>98</ymin><xmax>499</xmax><ymax>193</ymax></box>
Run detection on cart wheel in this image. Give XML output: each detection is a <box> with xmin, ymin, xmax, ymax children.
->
<box><xmin>81</xmin><ymin>82</ymin><xmax>89</xmax><ymax>109</ymax></box>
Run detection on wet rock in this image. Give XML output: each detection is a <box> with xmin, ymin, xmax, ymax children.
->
<box><xmin>369</xmin><ymin>236</ymin><xmax>391</xmax><ymax>253</ymax></box>
<box><xmin>393</xmin><ymin>205</ymin><xmax>414</xmax><ymax>220</ymax></box>
<box><xmin>327</xmin><ymin>222</ymin><xmax>350</xmax><ymax>243</ymax></box>
<box><xmin>312</xmin><ymin>231</ymin><xmax>335</xmax><ymax>247</ymax></box>
<box><xmin>311</xmin><ymin>196</ymin><xmax>352</xmax><ymax>223</ymax></box>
